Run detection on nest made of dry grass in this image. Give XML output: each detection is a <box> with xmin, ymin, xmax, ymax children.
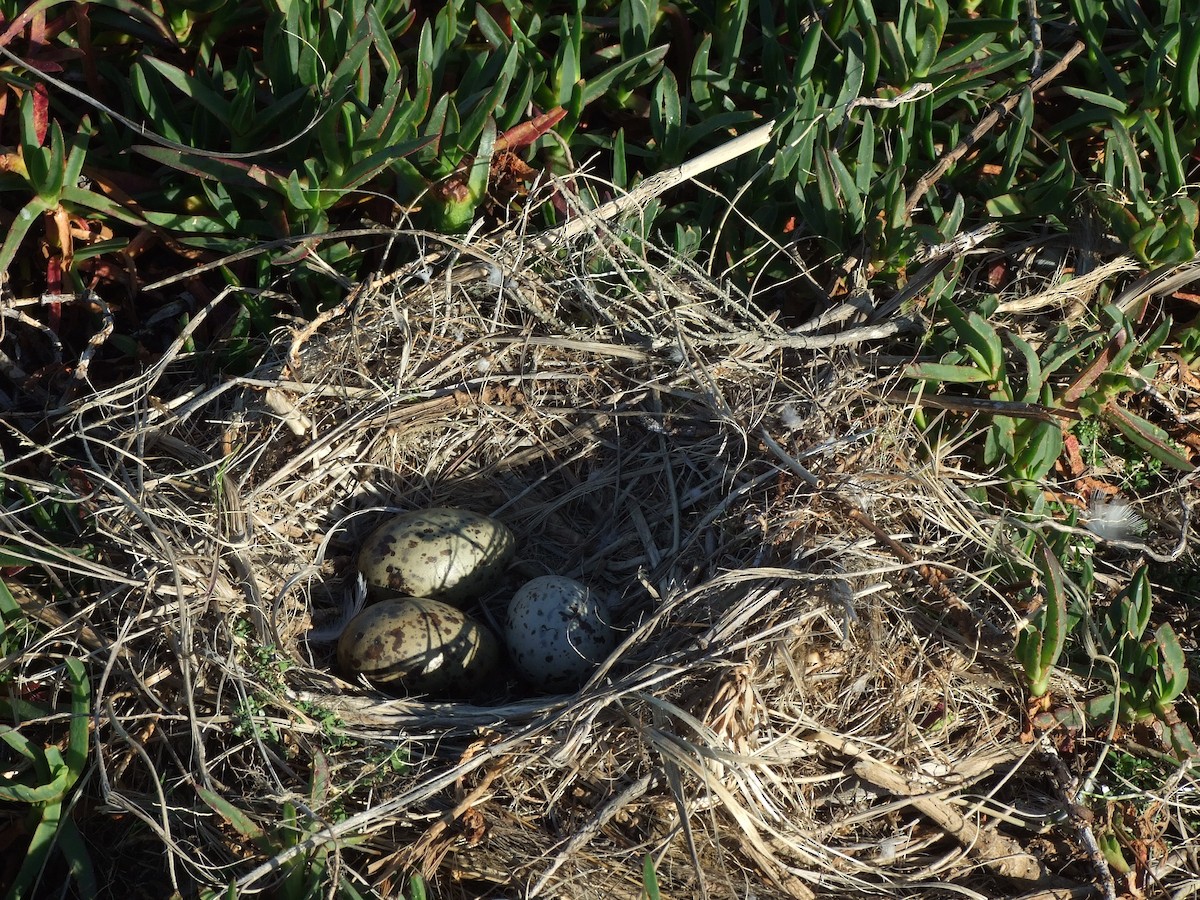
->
<box><xmin>4</xmin><ymin>221</ymin><xmax>1199</xmax><ymax>899</ymax></box>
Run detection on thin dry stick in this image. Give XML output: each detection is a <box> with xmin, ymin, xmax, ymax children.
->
<box><xmin>996</xmin><ymin>254</ymin><xmax>1142</xmax><ymax>315</ymax></box>
<box><xmin>851</xmin><ymin>82</ymin><xmax>935</xmax><ymax>111</ymax></box>
<box><xmin>4</xmin><ymin>581</ymin><xmax>120</xmax><ymax>656</ymax></box>
<box><xmin>376</xmin><ymin>755</ymin><xmax>512</xmax><ymax>883</ymax></box>
<box><xmin>903</xmin><ymin>40</ymin><xmax>1086</xmax><ymax>218</ymax></box>
<box><xmin>1114</xmin><ymin>252</ymin><xmax>1200</xmax><ymax>318</ymax></box>
<box><xmin>698</xmin><ymin>318</ymin><xmax>919</xmax><ymax>349</ymax></box>
<box><xmin>531</xmin><ymin>120</ymin><xmax>776</xmax><ymax>251</ymax></box>
<box><xmin>1026</xmin><ymin>0</ymin><xmax>1045</xmax><ymax>76</ymax></box>
<box><xmin>761</xmin><ymin>420</ymin><xmax>1022</xmax><ymax>655</ymax></box>
<box><xmin>359</xmin><ymin>121</ymin><xmax>779</xmax><ymax>299</ymax></box>
<box><xmin>72</xmin><ymin>293</ymin><xmax>114</xmax><ymax>378</ymax></box>
<box><xmin>266</xmin><ymin>120</ymin><xmax>778</xmax><ymax>368</ymax></box>
<box><xmin>873</xmin><ymin>391</ymin><xmax>1082</xmax><ymax>424</ymax></box>
<box><xmin>100</xmin><ymin>699</ymin><xmax>183</xmax><ymax>893</ymax></box>
<box><xmin>233</xmin><ymin>718</ymin><xmax>561</xmax><ymax>889</ymax></box>
<box><xmin>864</xmin><ymin>222</ymin><xmax>1002</xmax><ymax>324</ymax></box>
<box><xmin>810</xmin><ymin>731</ymin><xmax>1048</xmax><ymax>884</ymax></box>
<box><xmin>0</xmin><ymin>303</ymin><xmax>63</xmax><ymax>369</ymax></box>
<box><xmin>1041</xmin><ymin>744</ymin><xmax>1117</xmax><ymax>900</ymax></box>
<box><xmin>528</xmin><ymin>774</ymin><xmax>654</xmax><ymax>896</ymax></box>
<box><xmin>287</xmin><ymin>280</ymin><xmax>367</xmax><ymax>370</ymax></box>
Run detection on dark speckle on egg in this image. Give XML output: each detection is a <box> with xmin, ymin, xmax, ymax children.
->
<box><xmin>357</xmin><ymin>508</ymin><xmax>515</xmax><ymax>606</ymax></box>
<box><xmin>337</xmin><ymin>597</ymin><xmax>499</xmax><ymax>697</ymax></box>
<box><xmin>504</xmin><ymin>576</ymin><xmax>616</xmax><ymax>692</ymax></box>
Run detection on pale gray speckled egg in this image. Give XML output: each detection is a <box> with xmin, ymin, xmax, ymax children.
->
<box><xmin>337</xmin><ymin>597</ymin><xmax>499</xmax><ymax>697</ymax></box>
<box><xmin>357</xmin><ymin>508</ymin><xmax>515</xmax><ymax>606</ymax></box>
<box><xmin>504</xmin><ymin>576</ymin><xmax>616</xmax><ymax>692</ymax></box>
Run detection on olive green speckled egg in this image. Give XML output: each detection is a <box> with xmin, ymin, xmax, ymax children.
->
<box><xmin>357</xmin><ymin>508</ymin><xmax>515</xmax><ymax>606</ymax></box>
<box><xmin>336</xmin><ymin>597</ymin><xmax>500</xmax><ymax>697</ymax></box>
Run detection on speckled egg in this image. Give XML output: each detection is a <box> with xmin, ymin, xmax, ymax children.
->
<box><xmin>357</xmin><ymin>508</ymin><xmax>515</xmax><ymax>606</ymax></box>
<box><xmin>504</xmin><ymin>576</ymin><xmax>616</xmax><ymax>692</ymax></box>
<box><xmin>337</xmin><ymin>597</ymin><xmax>500</xmax><ymax>697</ymax></box>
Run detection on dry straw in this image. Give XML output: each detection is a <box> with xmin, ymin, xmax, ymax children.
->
<box><xmin>6</xmin><ymin>180</ymin><xmax>1197</xmax><ymax>898</ymax></box>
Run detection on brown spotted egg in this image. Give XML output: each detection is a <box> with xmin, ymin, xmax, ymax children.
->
<box><xmin>504</xmin><ymin>576</ymin><xmax>616</xmax><ymax>692</ymax></box>
<box><xmin>336</xmin><ymin>597</ymin><xmax>499</xmax><ymax>697</ymax></box>
<box><xmin>357</xmin><ymin>508</ymin><xmax>515</xmax><ymax>606</ymax></box>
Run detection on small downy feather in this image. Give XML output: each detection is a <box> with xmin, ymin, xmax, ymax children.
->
<box><xmin>1084</xmin><ymin>496</ymin><xmax>1146</xmax><ymax>542</ymax></box>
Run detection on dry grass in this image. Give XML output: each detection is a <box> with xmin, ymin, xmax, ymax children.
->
<box><xmin>3</xmin><ymin>221</ymin><xmax>1198</xmax><ymax>899</ymax></box>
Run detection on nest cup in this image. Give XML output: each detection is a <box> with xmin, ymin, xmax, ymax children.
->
<box><xmin>27</xmin><ymin>231</ymin><xmax>1068</xmax><ymax>898</ymax></box>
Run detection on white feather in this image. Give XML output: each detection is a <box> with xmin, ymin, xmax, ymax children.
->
<box><xmin>1084</xmin><ymin>496</ymin><xmax>1146</xmax><ymax>542</ymax></box>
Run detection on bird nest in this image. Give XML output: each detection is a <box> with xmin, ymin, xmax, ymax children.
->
<box><xmin>3</xmin><ymin>227</ymin><xmax>1144</xmax><ymax>898</ymax></box>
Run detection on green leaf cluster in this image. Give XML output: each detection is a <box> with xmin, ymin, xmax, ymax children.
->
<box><xmin>0</xmin><ymin>591</ymin><xmax>95</xmax><ymax>899</ymax></box>
<box><xmin>199</xmin><ymin>750</ymin><xmax>367</xmax><ymax>900</ymax></box>
<box><xmin>1013</xmin><ymin>538</ymin><xmax>1197</xmax><ymax>758</ymax></box>
<box><xmin>5</xmin><ymin>0</ymin><xmax>1200</xmax><ymax>318</ymax></box>
<box><xmin>909</xmin><ymin>301</ymin><xmax>1191</xmax><ymax>502</ymax></box>
<box><xmin>0</xmin><ymin>0</ymin><xmax>685</xmax><ymax>313</ymax></box>
<box><xmin>1014</xmin><ymin>542</ymin><xmax>1069</xmax><ymax>699</ymax></box>
<box><xmin>1085</xmin><ymin>566</ymin><xmax>1191</xmax><ymax>728</ymax></box>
